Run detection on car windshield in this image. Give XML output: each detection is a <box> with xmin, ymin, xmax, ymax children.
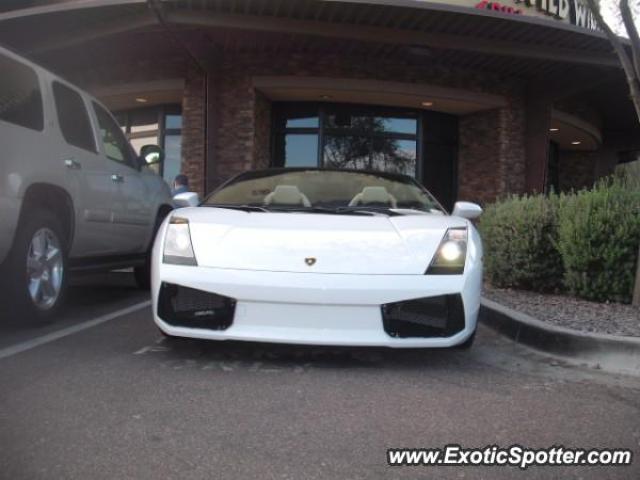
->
<box><xmin>203</xmin><ymin>169</ymin><xmax>444</xmax><ymax>214</ymax></box>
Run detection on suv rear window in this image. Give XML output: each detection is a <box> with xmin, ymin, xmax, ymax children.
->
<box><xmin>0</xmin><ymin>53</ymin><xmax>43</xmax><ymax>131</ymax></box>
<box><xmin>52</xmin><ymin>81</ymin><xmax>96</xmax><ymax>152</ymax></box>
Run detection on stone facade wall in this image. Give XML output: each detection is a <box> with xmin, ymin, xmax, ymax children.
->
<box><xmin>500</xmin><ymin>94</ymin><xmax>527</xmax><ymax>195</ymax></box>
<box><xmin>253</xmin><ymin>92</ymin><xmax>273</xmax><ymax>171</ymax></box>
<box><xmin>558</xmin><ymin>151</ymin><xmax>596</xmax><ymax>191</ymax></box>
<box><xmin>181</xmin><ymin>63</ymin><xmax>207</xmax><ymax>197</ymax></box>
<box><xmin>557</xmin><ymin>147</ymin><xmax>621</xmax><ymax>191</ymax></box>
<box><xmin>457</xmin><ymin>93</ymin><xmax>526</xmax><ymax>205</ymax></box>
<box><xmin>458</xmin><ymin>109</ymin><xmax>502</xmax><ymax>205</ymax></box>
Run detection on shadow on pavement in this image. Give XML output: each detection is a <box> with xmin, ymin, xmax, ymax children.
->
<box><xmin>0</xmin><ymin>271</ymin><xmax>148</xmax><ymax>346</ymax></box>
<box><xmin>153</xmin><ymin>334</ymin><xmax>469</xmax><ymax>373</ymax></box>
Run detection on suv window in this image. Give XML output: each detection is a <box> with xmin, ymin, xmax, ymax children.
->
<box><xmin>0</xmin><ymin>53</ymin><xmax>43</xmax><ymax>131</ymax></box>
<box><xmin>93</xmin><ymin>102</ymin><xmax>136</xmax><ymax>167</ymax></box>
<box><xmin>52</xmin><ymin>81</ymin><xmax>96</xmax><ymax>152</ymax></box>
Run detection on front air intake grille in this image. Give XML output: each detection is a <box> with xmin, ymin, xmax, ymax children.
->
<box><xmin>381</xmin><ymin>294</ymin><xmax>465</xmax><ymax>338</ymax></box>
<box><xmin>158</xmin><ymin>282</ymin><xmax>235</xmax><ymax>330</ymax></box>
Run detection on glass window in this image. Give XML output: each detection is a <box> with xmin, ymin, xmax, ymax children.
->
<box><xmin>115</xmin><ymin>105</ymin><xmax>182</xmax><ymax>183</ymax></box>
<box><xmin>165</xmin><ymin>114</ymin><xmax>182</xmax><ymax>129</ymax></box>
<box><xmin>284</xmin><ymin>134</ymin><xmax>318</xmax><ymax>167</ymax></box>
<box><xmin>163</xmin><ymin>134</ymin><xmax>182</xmax><ymax>184</ymax></box>
<box><xmin>323</xmin><ymin>137</ymin><xmax>416</xmax><ymax>175</ymax></box>
<box><xmin>273</xmin><ymin>103</ymin><xmax>419</xmax><ymax>177</ymax></box>
<box><xmin>93</xmin><ymin>102</ymin><xmax>134</xmax><ymax>166</ymax></box>
<box><xmin>324</xmin><ymin>135</ymin><xmax>371</xmax><ymax>170</ymax></box>
<box><xmin>325</xmin><ymin>111</ymin><xmax>417</xmax><ymax>135</ymax></box>
<box><xmin>52</xmin><ymin>81</ymin><xmax>96</xmax><ymax>152</ymax></box>
<box><xmin>381</xmin><ymin>117</ymin><xmax>417</xmax><ymax>135</ymax></box>
<box><xmin>0</xmin><ymin>53</ymin><xmax>43</xmax><ymax>131</ymax></box>
<box><xmin>286</xmin><ymin>116</ymin><xmax>319</xmax><ymax>128</ymax></box>
<box><xmin>114</xmin><ymin>112</ymin><xmax>127</xmax><ymax>130</ymax></box>
<box><xmin>371</xmin><ymin>138</ymin><xmax>417</xmax><ymax>176</ymax></box>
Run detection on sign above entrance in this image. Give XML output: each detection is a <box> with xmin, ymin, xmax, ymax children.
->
<box><xmin>512</xmin><ymin>0</ymin><xmax>600</xmax><ymax>31</ymax></box>
<box><xmin>421</xmin><ymin>0</ymin><xmax>600</xmax><ymax>31</ymax></box>
<box><xmin>475</xmin><ymin>1</ymin><xmax>523</xmax><ymax>16</ymax></box>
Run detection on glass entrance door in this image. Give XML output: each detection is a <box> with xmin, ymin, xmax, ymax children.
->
<box><xmin>273</xmin><ymin>103</ymin><xmax>418</xmax><ymax>177</ymax></box>
<box><xmin>322</xmin><ymin>106</ymin><xmax>417</xmax><ymax>176</ymax></box>
<box><xmin>272</xmin><ymin>102</ymin><xmax>458</xmax><ymax>209</ymax></box>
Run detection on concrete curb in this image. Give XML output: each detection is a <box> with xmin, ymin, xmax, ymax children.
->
<box><xmin>480</xmin><ymin>298</ymin><xmax>640</xmax><ymax>376</ymax></box>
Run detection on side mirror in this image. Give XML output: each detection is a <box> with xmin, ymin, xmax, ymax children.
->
<box><xmin>139</xmin><ymin>144</ymin><xmax>164</xmax><ymax>167</ymax></box>
<box><xmin>452</xmin><ymin>201</ymin><xmax>482</xmax><ymax>219</ymax></box>
<box><xmin>173</xmin><ymin>192</ymin><xmax>199</xmax><ymax>208</ymax></box>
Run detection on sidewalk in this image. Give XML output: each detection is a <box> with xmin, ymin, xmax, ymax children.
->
<box><xmin>480</xmin><ymin>298</ymin><xmax>640</xmax><ymax>377</ymax></box>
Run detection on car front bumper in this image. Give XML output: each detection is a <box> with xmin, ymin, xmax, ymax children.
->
<box><xmin>151</xmin><ymin>262</ymin><xmax>482</xmax><ymax>348</ymax></box>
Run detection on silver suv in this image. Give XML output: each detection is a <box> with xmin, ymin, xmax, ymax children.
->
<box><xmin>0</xmin><ymin>46</ymin><xmax>174</xmax><ymax>321</ymax></box>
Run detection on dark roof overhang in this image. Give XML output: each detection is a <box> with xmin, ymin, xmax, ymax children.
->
<box><xmin>0</xmin><ymin>0</ymin><xmax>621</xmax><ymax>67</ymax></box>
<box><xmin>0</xmin><ymin>0</ymin><xmax>636</xmax><ymax>136</ymax></box>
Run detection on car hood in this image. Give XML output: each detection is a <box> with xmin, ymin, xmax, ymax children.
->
<box><xmin>178</xmin><ymin>207</ymin><xmax>467</xmax><ymax>275</ymax></box>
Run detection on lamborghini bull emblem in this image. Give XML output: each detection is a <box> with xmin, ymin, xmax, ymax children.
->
<box><xmin>305</xmin><ymin>257</ymin><xmax>317</xmax><ymax>266</ymax></box>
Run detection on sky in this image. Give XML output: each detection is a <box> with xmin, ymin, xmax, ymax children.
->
<box><xmin>601</xmin><ymin>0</ymin><xmax>640</xmax><ymax>35</ymax></box>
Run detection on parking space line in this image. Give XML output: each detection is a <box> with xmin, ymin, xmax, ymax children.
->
<box><xmin>0</xmin><ymin>301</ymin><xmax>151</xmax><ymax>361</ymax></box>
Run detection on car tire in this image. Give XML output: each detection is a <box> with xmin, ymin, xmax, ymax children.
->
<box><xmin>455</xmin><ymin>330</ymin><xmax>476</xmax><ymax>350</ymax></box>
<box><xmin>134</xmin><ymin>262</ymin><xmax>151</xmax><ymax>290</ymax></box>
<box><xmin>134</xmin><ymin>209</ymin><xmax>169</xmax><ymax>290</ymax></box>
<box><xmin>6</xmin><ymin>210</ymin><xmax>68</xmax><ymax>323</ymax></box>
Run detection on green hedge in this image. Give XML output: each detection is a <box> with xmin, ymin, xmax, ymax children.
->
<box><xmin>556</xmin><ymin>178</ymin><xmax>640</xmax><ymax>303</ymax></box>
<box><xmin>480</xmin><ymin>176</ymin><xmax>640</xmax><ymax>303</ymax></box>
<box><xmin>480</xmin><ymin>194</ymin><xmax>563</xmax><ymax>292</ymax></box>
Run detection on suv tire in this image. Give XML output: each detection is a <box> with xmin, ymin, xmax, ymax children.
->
<box><xmin>7</xmin><ymin>210</ymin><xmax>68</xmax><ymax>323</ymax></box>
<box><xmin>134</xmin><ymin>261</ymin><xmax>151</xmax><ymax>290</ymax></box>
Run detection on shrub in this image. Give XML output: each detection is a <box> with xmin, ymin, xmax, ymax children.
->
<box><xmin>479</xmin><ymin>194</ymin><xmax>563</xmax><ymax>292</ymax></box>
<box><xmin>556</xmin><ymin>177</ymin><xmax>640</xmax><ymax>303</ymax></box>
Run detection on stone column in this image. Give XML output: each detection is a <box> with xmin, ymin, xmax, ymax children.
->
<box><xmin>181</xmin><ymin>62</ymin><xmax>207</xmax><ymax>198</ymax></box>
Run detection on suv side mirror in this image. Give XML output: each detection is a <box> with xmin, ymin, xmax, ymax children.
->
<box><xmin>452</xmin><ymin>201</ymin><xmax>482</xmax><ymax>219</ymax></box>
<box><xmin>173</xmin><ymin>192</ymin><xmax>199</xmax><ymax>208</ymax></box>
<box><xmin>139</xmin><ymin>144</ymin><xmax>164</xmax><ymax>167</ymax></box>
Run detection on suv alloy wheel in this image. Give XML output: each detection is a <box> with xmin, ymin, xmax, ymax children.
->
<box><xmin>7</xmin><ymin>210</ymin><xmax>68</xmax><ymax>322</ymax></box>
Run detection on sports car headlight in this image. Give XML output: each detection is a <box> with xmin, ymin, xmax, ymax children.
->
<box><xmin>426</xmin><ymin>227</ymin><xmax>467</xmax><ymax>275</ymax></box>
<box><xmin>163</xmin><ymin>216</ymin><xmax>197</xmax><ymax>266</ymax></box>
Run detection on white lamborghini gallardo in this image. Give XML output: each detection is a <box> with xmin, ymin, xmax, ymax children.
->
<box><xmin>151</xmin><ymin>168</ymin><xmax>483</xmax><ymax>348</ymax></box>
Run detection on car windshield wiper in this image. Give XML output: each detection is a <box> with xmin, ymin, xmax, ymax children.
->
<box><xmin>205</xmin><ymin>204</ymin><xmax>271</xmax><ymax>212</ymax></box>
<box><xmin>270</xmin><ymin>206</ymin><xmax>380</xmax><ymax>216</ymax></box>
<box><xmin>334</xmin><ymin>206</ymin><xmax>402</xmax><ymax>216</ymax></box>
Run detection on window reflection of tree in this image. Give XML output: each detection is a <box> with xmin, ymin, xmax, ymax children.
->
<box><xmin>323</xmin><ymin>117</ymin><xmax>415</xmax><ymax>176</ymax></box>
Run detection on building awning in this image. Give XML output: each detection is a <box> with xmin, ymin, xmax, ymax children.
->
<box><xmin>0</xmin><ymin>0</ymin><xmax>619</xmax><ymax>66</ymax></box>
<box><xmin>0</xmin><ymin>0</ymin><xmax>636</xmax><ymax>136</ymax></box>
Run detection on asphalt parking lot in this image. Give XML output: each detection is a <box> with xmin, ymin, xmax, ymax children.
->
<box><xmin>0</xmin><ymin>272</ymin><xmax>639</xmax><ymax>479</ymax></box>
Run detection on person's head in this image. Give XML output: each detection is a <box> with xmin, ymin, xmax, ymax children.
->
<box><xmin>174</xmin><ymin>174</ymin><xmax>189</xmax><ymax>190</ymax></box>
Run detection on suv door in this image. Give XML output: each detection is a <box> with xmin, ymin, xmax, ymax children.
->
<box><xmin>51</xmin><ymin>80</ymin><xmax>114</xmax><ymax>257</ymax></box>
<box><xmin>91</xmin><ymin>102</ymin><xmax>153</xmax><ymax>254</ymax></box>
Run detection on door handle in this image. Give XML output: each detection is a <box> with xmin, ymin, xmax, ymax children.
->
<box><xmin>111</xmin><ymin>174</ymin><xmax>124</xmax><ymax>183</ymax></box>
<box><xmin>64</xmin><ymin>158</ymin><xmax>81</xmax><ymax>170</ymax></box>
